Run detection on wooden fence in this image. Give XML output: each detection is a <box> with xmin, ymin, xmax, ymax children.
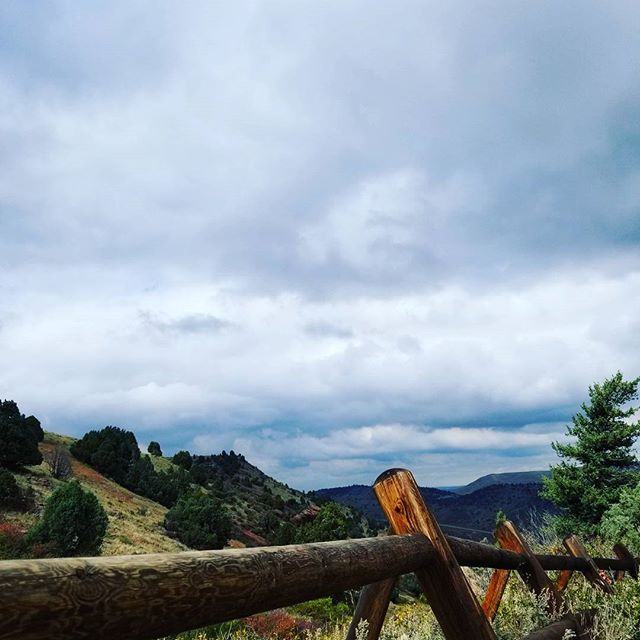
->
<box><xmin>0</xmin><ymin>468</ymin><xmax>637</xmax><ymax>640</ymax></box>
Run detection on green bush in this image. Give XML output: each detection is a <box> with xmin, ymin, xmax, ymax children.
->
<box><xmin>0</xmin><ymin>469</ymin><xmax>26</xmax><ymax>510</ymax></box>
<box><xmin>70</xmin><ymin>426</ymin><xmax>140</xmax><ymax>485</ymax></box>
<box><xmin>165</xmin><ymin>491</ymin><xmax>232</xmax><ymax>549</ymax></box>
<box><xmin>27</xmin><ymin>480</ymin><xmax>108</xmax><ymax>556</ymax></box>
<box><xmin>601</xmin><ymin>479</ymin><xmax>640</xmax><ymax>552</ymax></box>
<box><xmin>0</xmin><ymin>400</ymin><xmax>43</xmax><ymax>468</ymax></box>
<box><xmin>172</xmin><ymin>450</ymin><xmax>193</xmax><ymax>470</ymax></box>
<box><xmin>148</xmin><ymin>441</ymin><xmax>162</xmax><ymax>456</ymax></box>
<box><xmin>295</xmin><ymin>502</ymin><xmax>351</xmax><ymax>543</ymax></box>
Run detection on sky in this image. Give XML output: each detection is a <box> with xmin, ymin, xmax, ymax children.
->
<box><xmin>1</xmin><ymin>1</ymin><xmax>639</xmax><ymax>490</ymax></box>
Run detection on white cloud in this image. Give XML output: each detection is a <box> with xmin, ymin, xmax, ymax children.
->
<box><xmin>1</xmin><ymin>1</ymin><xmax>639</xmax><ymax>487</ymax></box>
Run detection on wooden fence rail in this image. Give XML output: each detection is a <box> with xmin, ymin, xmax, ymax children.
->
<box><xmin>0</xmin><ymin>468</ymin><xmax>637</xmax><ymax>640</ymax></box>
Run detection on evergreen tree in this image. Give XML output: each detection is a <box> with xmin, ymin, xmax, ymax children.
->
<box><xmin>0</xmin><ymin>400</ymin><xmax>43</xmax><ymax>468</ymax></box>
<box><xmin>70</xmin><ymin>426</ymin><xmax>140</xmax><ymax>484</ymax></box>
<box><xmin>172</xmin><ymin>450</ymin><xmax>193</xmax><ymax>470</ymax></box>
<box><xmin>541</xmin><ymin>372</ymin><xmax>640</xmax><ymax>534</ymax></box>
<box><xmin>148</xmin><ymin>441</ymin><xmax>162</xmax><ymax>456</ymax></box>
<box><xmin>28</xmin><ymin>481</ymin><xmax>108</xmax><ymax>556</ymax></box>
<box><xmin>164</xmin><ymin>491</ymin><xmax>231</xmax><ymax>549</ymax></box>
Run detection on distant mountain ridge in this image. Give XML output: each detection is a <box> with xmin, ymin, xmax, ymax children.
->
<box><xmin>316</xmin><ymin>471</ymin><xmax>558</xmax><ymax>540</ymax></box>
<box><xmin>451</xmin><ymin>470</ymin><xmax>551</xmax><ymax>495</ymax></box>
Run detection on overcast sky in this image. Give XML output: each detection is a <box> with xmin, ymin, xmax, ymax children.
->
<box><xmin>1</xmin><ymin>2</ymin><xmax>639</xmax><ymax>489</ymax></box>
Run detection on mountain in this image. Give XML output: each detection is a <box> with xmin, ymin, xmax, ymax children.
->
<box><xmin>2</xmin><ymin>432</ymin><xmax>370</xmax><ymax>557</ymax></box>
<box><xmin>7</xmin><ymin>433</ymin><xmax>187</xmax><ymax>556</ymax></box>
<box><xmin>452</xmin><ymin>470</ymin><xmax>551</xmax><ymax>495</ymax></box>
<box><xmin>316</xmin><ymin>480</ymin><xmax>558</xmax><ymax>541</ymax></box>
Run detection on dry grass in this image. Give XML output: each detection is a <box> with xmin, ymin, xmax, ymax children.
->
<box><xmin>4</xmin><ymin>434</ymin><xmax>187</xmax><ymax>556</ymax></box>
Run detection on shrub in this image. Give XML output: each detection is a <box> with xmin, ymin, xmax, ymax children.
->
<box><xmin>127</xmin><ymin>457</ymin><xmax>190</xmax><ymax>507</ymax></box>
<box><xmin>172</xmin><ymin>450</ymin><xmax>193</xmax><ymax>470</ymax></box>
<box><xmin>70</xmin><ymin>426</ymin><xmax>140</xmax><ymax>485</ymax></box>
<box><xmin>601</xmin><ymin>479</ymin><xmax>640</xmax><ymax>552</ymax></box>
<box><xmin>295</xmin><ymin>502</ymin><xmax>351</xmax><ymax>543</ymax></box>
<box><xmin>148</xmin><ymin>441</ymin><xmax>162</xmax><ymax>456</ymax></box>
<box><xmin>0</xmin><ymin>400</ymin><xmax>43</xmax><ymax>468</ymax></box>
<box><xmin>0</xmin><ymin>469</ymin><xmax>26</xmax><ymax>510</ymax></box>
<box><xmin>245</xmin><ymin>610</ymin><xmax>310</xmax><ymax>639</ymax></box>
<box><xmin>165</xmin><ymin>491</ymin><xmax>232</xmax><ymax>549</ymax></box>
<box><xmin>27</xmin><ymin>480</ymin><xmax>108</xmax><ymax>556</ymax></box>
<box><xmin>0</xmin><ymin>522</ymin><xmax>27</xmax><ymax>559</ymax></box>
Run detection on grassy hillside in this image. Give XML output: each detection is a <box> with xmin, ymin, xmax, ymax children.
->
<box><xmin>6</xmin><ymin>433</ymin><xmax>187</xmax><ymax>555</ymax></box>
<box><xmin>2</xmin><ymin>432</ymin><xmax>369</xmax><ymax>557</ymax></box>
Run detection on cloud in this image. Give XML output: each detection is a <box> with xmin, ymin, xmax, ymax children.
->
<box><xmin>140</xmin><ymin>311</ymin><xmax>231</xmax><ymax>335</ymax></box>
<box><xmin>0</xmin><ymin>1</ymin><xmax>639</xmax><ymax>487</ymax></box>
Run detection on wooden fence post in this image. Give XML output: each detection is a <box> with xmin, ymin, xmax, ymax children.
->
<box><xmin>481</xmin><ymin>569</ymin><xmax>510</xmax><ymax>621</ymax></box>
<box><xmin>554</xmin><ymin>569</ymin><xmax>572</xmax><ymax>593</ymax></box>
<box><xmin>563</xmin><ymin>536</ymin><xmax>613</xmax><ymax>594</ymax></box>
<box><xmin>346</xmin><ymin>578</ymin><xmax>395</xmax><ymax>640</ymax></box>
<box><xmin>613</xmin><ymin>543</ymin><xmax>638</xmax><ymax>581</ymax></box>
<box><xmin>495</xmin><ymin>521</ymin><xmax>563</xmax><ymax>615</ymax></box>
<box><xmin>373</xmin><ymin>469</ymin><xmax>497</xmax><ymax>640</ymax></box>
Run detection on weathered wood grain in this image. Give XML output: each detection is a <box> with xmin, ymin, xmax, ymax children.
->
<box><xmin>374</xmin><ymin>468</ymin><xmax>498</xmax><ymax>640</ymax></box>
<box><xmin>554</xmin><ymin>569</ymin><xmax>572</xmax><ymax>593</ymax></box>
<box><xmin>613</xmin><ymin>543</ymin><xmax>638</xmax><ymax>581</ymax></box>
<box><xmin>563</xmin><ymin>536</ymin><xmax>613</xmax><ymax>594</ymax></box>
<box><xmin>0</xmin><ymin>535</ymin><xmax>432</xmax><ymax>640</ymax></box>
<box><xmin>481</xmin><ymin>569</ymin><xmax>510</xmax><ymax>621</ymax></box>
<box><xmin>495</xmin><ymin>521</ymin><xmax>563</xmax><ymax>615</ymax></box>
<box><xmin>346</xmin><ymin>578</ymin><xmax>395</xmax><ymax>640</ymax></box>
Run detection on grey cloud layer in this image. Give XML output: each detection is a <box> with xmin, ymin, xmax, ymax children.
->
<box><xmin>1</xmin><ymin>1</ymin><xmax>639</xmax><ymax>487</ymax></box>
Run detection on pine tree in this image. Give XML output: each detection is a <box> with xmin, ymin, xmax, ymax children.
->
<box><xmin>541</xmin><ymin>372</ymin><xmax>640</xmax><ymax>535</ymax></box>
<box><xmin>27</xmin><ymin>481</ymin><xmax>108</xmax><ymax>556</ymax></box>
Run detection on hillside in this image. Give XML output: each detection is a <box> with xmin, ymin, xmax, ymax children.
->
<box><xmin>452</xmin><ymin>470</ymin><xmax>551</xmax><ymax>495</ymax></box>
<box><xmin>2</xmin><ymin>431</ymin><xmax>369</xmax><ymax>557</ymax></box>
<box><xmin>183</xmin><ymin>451</ymin><xmax>320</xmax><ymax>545</ymax></box>
<box><xmin>7</xmin><ymin>433</ymin><xmax>187</xmax><ymax>555</ymax></box>
<box><xmin>316</xmin><ymin>482</ymin><xmax>558</xmax><ymax>540</ymax></box>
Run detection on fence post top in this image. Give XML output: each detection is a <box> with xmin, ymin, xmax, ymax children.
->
<box><xmin>374</xmin><ymin>468</ymin><xmax>412</xmax><ymax>485</ymax></box>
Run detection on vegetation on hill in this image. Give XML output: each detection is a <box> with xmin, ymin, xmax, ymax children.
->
<box><xmin>27</xmin><ymin>480</ymin><xmax>108</xmax><ymax>556</ymax></box>
<box><xmin>0</xmin><ymin>402</ymin><xmax>369</xmax><ymax>560</ymax></box>
<box><xmin>165</xmin><ymin>490</ymin><xmax>232</xmax><ymax>549</ymax></box>
<box><xmin>542</xmin><ymin>371</ymin><xmax>640</xmax><ymax>535</ymax></box>
<box><xmin>316</xmin><ymin>483</ymin><xmax>556</xmax><ymax>540</ymax></box>
<box><xmin>452</xmin><ymin>470</ymin><xmax>550</xmax><ymax>495</ymax></box>
<box><xmin>70</xmin><ymin>426</ymin><xmax>191</xmax><ymax>507</ymax></box>
<box><xmin>0</xmin><ymin>400</ymin><xmax>43</xmax><ymax>469</ymax></box>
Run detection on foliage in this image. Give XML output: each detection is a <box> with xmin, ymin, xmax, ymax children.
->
<box><xmin>245</xmin><ymin>610</ymin><xmax>311</xmax><ymax>639</ymax></box>
<box><xmin>27</xmin><ymin>480</ymin><xmax>108</xmax><ymax>556</ymax></box>
<box><xmin>600</xmin><ymin>479</ymin><xmax>640</xmax><ymax>553</ymax></box>
<box><xmin>165</xmin><ymin>490</ymin><xmax>232</xmax><ymax>549</ymax></box>
<box><xmin>0</xmin><ymin>522</ymin><xmax>27</xmax><ymax>559</ymax></box>
<box><xmin>288</xmin><ymin>599</ymin><xmax>350</xmax><ymax>625</ymax></box>
<box><xmin>43</xmin><ymin>445</ymin><xmax>72</xmax><ymax>479</ymax></box>
<box><xmin>71</xmin><ymin>426</ymin><xmax>189</xmax><ymax>507</ymax></box>
<box><xmin>172</xmin><ymin>450</ymin><xmax>193</xmax><ymax>470</ymax></box>
<box><xmin>70</xmin><ymin>426</ymin><xmax>140</xmax><ymax>485</ymax></box>
<box><xmin>0</xmin><ymin>469</ymin><xmax>27</xmax><ymax>510</ymax></box>
<box><xmin>0</xmin><ymin>399</ymin><xmax>43</xmax><ymax>468</ymax></box>
<box><xmin>541</xmin><ymin>372</ymin><xmax>640</xmax><ymax>535</ymax></box>
<box><xmin>148</xmin><ymin>441</ymin><xmax>163</xmax><ymax>456</ymax></box>
<box><xmin>294</xmin><ymin>503</ymin><xmax>351</xmax><ymax>543</ymax></box>
<box><xmin>126</xmin><ymin>456</ymin><xmax>191</xmax><ymax>507</ymax></box>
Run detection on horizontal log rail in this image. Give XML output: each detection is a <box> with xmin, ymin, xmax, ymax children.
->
<box><xmin>0</xmin><ymin>467</ymin><xmax>637</xmax><ymax>640</ymax></box>
<box><xmin>0</xmin><ymin>531</ymin><xmax>636</xmax><ymax>640</ymax></box>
